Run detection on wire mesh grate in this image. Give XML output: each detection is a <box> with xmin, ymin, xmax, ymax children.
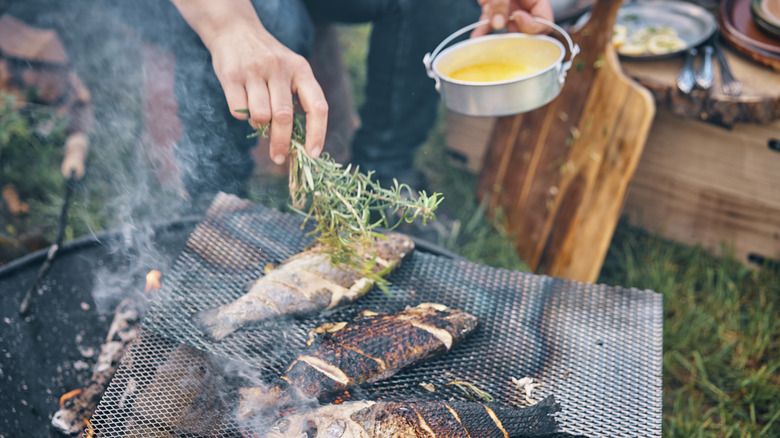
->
<box><xmin>90</xmin><ymin>193</ymin><xmax>663</xmax><ymax>437</ymax></box>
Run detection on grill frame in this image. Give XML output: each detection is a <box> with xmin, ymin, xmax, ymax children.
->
<box><xmin>90</xmin><ymin>193</ymin><xmax>663</xmax><ymax>437</ymax></box>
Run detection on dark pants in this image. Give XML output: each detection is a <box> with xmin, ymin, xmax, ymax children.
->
<box><xmin>107</xmin><ymin>0</ymin><xmax>481</xmax><ymax>199</ymax></box>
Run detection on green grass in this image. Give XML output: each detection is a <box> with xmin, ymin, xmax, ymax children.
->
<box><xmin>601</xmin><ymin>224</ymin><xmax>779</xmax><ymax>437</ymax></box>
<box><xmin>2</xmin><ymin>8</ymin><xmax>778</xmax><ymax>436</ymax></box>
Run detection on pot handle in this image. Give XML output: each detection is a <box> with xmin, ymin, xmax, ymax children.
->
<box><xmin>423</xmin><ymin>17</ymin><xmax>581</xmax><ymax>89</ymax></box>
<box><xmin>423</xmin><ymin>19</ymin><xmax>490</xmax><ymax>90</ymax></box>
<box><xmin>532</xmin><ymin>18</ymin><xmax>580</xmax><ymax>85</ymax></box>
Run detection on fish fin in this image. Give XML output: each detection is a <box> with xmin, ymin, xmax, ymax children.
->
<box><xmin>193</xmin><ymin>308</ymin><xmax>237</xmax><ymax>341</ymax></box>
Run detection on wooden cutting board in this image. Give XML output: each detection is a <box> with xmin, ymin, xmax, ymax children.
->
<box><xmin>476</xmin><ymin>0</ymin><xmax>655</xmax><ymax>282</ymax></box>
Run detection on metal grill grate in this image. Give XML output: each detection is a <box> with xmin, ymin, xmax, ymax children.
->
<box><xmin>90</xmin><ymin>193</ymin><xmax>663</xmax><ymax>437</ymax></box>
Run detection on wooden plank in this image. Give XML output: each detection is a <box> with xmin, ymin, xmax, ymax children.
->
<box><xmin>477</xmin><ymin>0</ymin><xmax>656</xmax><ymax>282</ymax></box>
<box><xmin>623</xmin><ymin>109</ymin><xmax>780</xmax><ymax>264</ymax></box>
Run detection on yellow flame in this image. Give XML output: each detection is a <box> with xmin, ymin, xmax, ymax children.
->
<box><xmin>59</xmin><ymin>388</ymin><xmax>82</xmax><ymax>407</ymax></box>
<box><xmin>145</xmin><ymin>270</ymin><xmax>162</xmax><ymax>293</ymax></box>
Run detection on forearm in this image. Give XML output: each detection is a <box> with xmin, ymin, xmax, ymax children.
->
<box><xmin>170</xmin><ymin>0</ymin><xmax>265</xmax><ymax>49</ymax></box>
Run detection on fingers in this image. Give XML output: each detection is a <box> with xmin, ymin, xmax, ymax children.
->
<box><xmin>472</xmin><ymin>0</ymin><xmax>506</xmax><ymax>38</ymax></box>
<box><xmin>222</xmin><ymin>60</ymin><xmax>327</xmax><ymax>164</ymax></box>
<box><xmin>472</xmin><ymin>0</ymin><xmax>554</xmax><ymax>38</ymax></box>
<box><xmin>489</xmin><ymin>0</ymin><xmax>510</xmax><ymax>30</ymax></box>
<box><xmin>244</xmin><ymin>80</ymin><xmax>271</xmax><ymax>129</ymax></box>
<box><xmin>510</xmin><ymin>0</ymin><xmax>554</xmax><ymax>34</ymax></box>
<box><xmin>510</xmin><ymin>10</ymin><xmax>549</xmax><ymax>34</ymax></box>
<box><xmin>211</xmin><ymin>27</ymin><xmax>327</xmax><ymax>164</ymax></box>
<box><xmin>293</xmin><ymin>67</ymin><xmax>328</xmax><ymax>159</ymax></box>
<box><xmin>267</xmin><ymin>75</ymin><xmax>295</xmax><ymax>165</ymax></box>
<box><xmin>223</xmin><ymin>81</ymin><xmax>251</xmax><ymax>121</ymax></box>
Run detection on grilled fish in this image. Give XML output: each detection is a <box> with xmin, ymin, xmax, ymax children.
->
<box><xmin>265</xmin><ymin>396</ymin><xmax>583</xmax><ymax>438</ymax></box>
<box><xmin>194</xmin><ymin>233</ymin><xmax>415</xmax><ymax>340</ymax></box>
<box><xmin>122</xmin><ymin>345</ymin><xmax>227</xmax><ymax>438</ymax></box>
<box><xmin>238</xmin><ymin>303</ymin><xmax>478</xmax><ymax>418</ymax></box>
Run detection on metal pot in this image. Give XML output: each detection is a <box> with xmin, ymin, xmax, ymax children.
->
<box><xmin>424</xmin><ymin>18</ymin><xmax>579</xmax><ymax>117</ymax></box>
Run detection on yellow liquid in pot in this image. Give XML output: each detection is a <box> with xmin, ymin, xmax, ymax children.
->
<box><xmin>447</xmin><ymin>62</ymin><xmax>533</xmax><ymax>82</ymax></box>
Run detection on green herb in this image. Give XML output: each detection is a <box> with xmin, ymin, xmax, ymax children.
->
<box><xmin>446</xmin><ymin>380</ymin><xmax>494</xmax><ymax>402</ymax></box>
<box><xmin>241</xmin><ymin>111</ymin><xmax>442</xmax><ymax>289</ymax></box>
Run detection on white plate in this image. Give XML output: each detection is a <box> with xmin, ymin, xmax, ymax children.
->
<box><xmin>575</xmin><ymin>0</ymin><xmax>719</xmax><ymax>59</ymax></box>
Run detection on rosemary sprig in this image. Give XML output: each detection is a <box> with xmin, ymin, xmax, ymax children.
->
<box><xmin>446</xmin><ymin>379</ymin><xmax>495</xmax><ymax>402</ymax></box>
<box><xmin>240</xmin><ymin>111</ymin><xmax>443</xmax><ymax>287</ymax></box>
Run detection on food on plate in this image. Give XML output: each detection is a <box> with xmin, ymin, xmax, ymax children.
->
<box><xmin>194</xmin><ymin>233</ymin><xmax>415</xmax><ymax>340</ymax></box>
<box><xmin>613</xmin><ymin>24</ymin><xmax>687</xmax><ymax>56</ymax></box>
<box><xmin>646</xmin><ymin>34</ymin><xmax>687</xmax><ymax>55</ymax></box>
<box><xmin>612</xmin><ymin>23</ymin><xmax>629</xmax><ymax>49</ymax></box>
<box><xmin>264</xmin><ymin>396</ymin><xmax>579</xmax><ymax>438</ymax></box>
<box><xmin>237</xmin><ymin>303</ymin><xmax>478</xmax><ymax>418</ymax></box>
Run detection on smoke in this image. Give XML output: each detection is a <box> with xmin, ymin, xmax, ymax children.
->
<box><xmin>2</xmin><ymin>0</ymin><xmax>200</xmax><ymax>314</ymax></box>
<box><xmin>4</xmin><ymin>2</ymin><xmax>348</xmax><ymax>434</ymax></box>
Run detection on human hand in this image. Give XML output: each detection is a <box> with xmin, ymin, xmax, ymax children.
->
<box><xmin>207</xmin><ymin>22</ymin><xmax>328</xmax><ymax>165</ymax></box>
<box><xmin>471</xmin><ymin>0</ymin><xmax>554</xmax><ymax>38</ymax></box>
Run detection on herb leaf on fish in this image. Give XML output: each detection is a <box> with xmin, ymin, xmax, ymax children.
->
<box><xmin>446</xmin><ymin>379</ymin><xmax>495</xmax><ymax>402</ymax></box>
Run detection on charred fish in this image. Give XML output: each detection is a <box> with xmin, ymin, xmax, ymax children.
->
<box><xmin>194</xmin><ymin>233</ymin><xmax>415</xmax><ymax>340</ymax></box>
<box><xmin>238</xmin><ymin>303</ymin><xmax>478</xmax><ymax>418</ymax></box>
<box><xmin>264</xmin><ymin>396</ymin><xmax>585</xmax><ymax>438</ymax></box>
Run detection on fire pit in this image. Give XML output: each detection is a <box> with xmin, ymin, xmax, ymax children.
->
<box><xmin>2</xmin><ymin>193</ymin><xmax>663</xmax><ymax>437</ymax></box>
<box><xmin>0</xmin><ymin>217</ymin><xmax>199</xmax><ymax>437</ymax></box>
<box><xmin>90</xmin><ymin>193</ymin><xmax>661</xmax><ymax>437</ymax></box>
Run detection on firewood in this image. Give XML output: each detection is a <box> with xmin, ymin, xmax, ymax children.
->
<box><xmin>50</xmin><ymin>299</ymin><xmax>140</xmax><ymax>436</ymax></box>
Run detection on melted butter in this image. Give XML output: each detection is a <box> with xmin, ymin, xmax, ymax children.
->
<box><xmin>447</xmin><ymin>62</ymin><xmax>533</xmax><ymax>82</ymax></box>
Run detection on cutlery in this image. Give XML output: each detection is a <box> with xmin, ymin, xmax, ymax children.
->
<box><xmin>714</xmin><ymin>40</ymin><xmax>742</xmax><ymax>97</ymax></box>
<box><xmin>677</xmin><ymin>47</ymin><xmax>697</xmax><ymax>94</ymax></box>
<box><xmin>695</xmin><ymin>45</ymin><xmax>714</xmax><ymax>90</ymax></box>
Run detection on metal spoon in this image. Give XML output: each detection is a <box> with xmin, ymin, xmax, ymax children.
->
<box><xmin>695</xmin><ymin>45</ymin><xmax>714</xmax><ymax>90</ymax></box>
<box><xmin>677</xmin><ymin>47</ymin><xmax>697</xmax><ymax>94</ymax></box>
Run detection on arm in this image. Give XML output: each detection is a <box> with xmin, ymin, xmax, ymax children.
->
<box><xmin>170</xmin><ymin>0</ymin><xmax>328</xmax><ymax>164</ymax></box>
<box><xmin>471</xmin><ymin>0</ymin><xmax>554</xmax><ymax>38</ymax></box>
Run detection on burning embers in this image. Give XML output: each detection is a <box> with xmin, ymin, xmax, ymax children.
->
<box><xmin>51</xmin><ymin>270</ymin><xmax>162</xmax><ymax>436</ymax></box>
<box><xmin>51</xmin><ymin>298</ymin><xmax>141</xmax><ymax>435</ymax></box>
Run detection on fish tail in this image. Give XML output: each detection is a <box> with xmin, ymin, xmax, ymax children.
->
<box><xmin>193</xmin><ymin>307</ymin><xmax>238</xmax><ymax>341</ymax></box>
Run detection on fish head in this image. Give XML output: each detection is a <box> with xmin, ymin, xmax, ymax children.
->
<box><xmin>373</xmin><ymin>233</ymin><xmax>415</xmax><ymax>261</ymax></box>
<box><xmin>268</xmin><ymin>402</ymin><xmax>374</xmax><ymax>438</ymax></box>
<box><xmin>414</xmin><ymin>303</ymin><xmax>479</xmax><ymax>338</ymax></box>
<box><xmin>349</xmin><ymin>402</ymin><xmax>418</xmax><ymax>436</ymax></box>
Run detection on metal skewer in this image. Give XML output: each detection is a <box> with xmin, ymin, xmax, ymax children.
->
<box><xmin>19</xmin><ymin>171</ymin><xmax>76</xmax><ymax>316</ymax></box>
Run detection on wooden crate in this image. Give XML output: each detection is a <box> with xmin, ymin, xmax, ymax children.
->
<box><xmin>622</xmin><ymin>108</ymin><xmax>780</xmax><ymax>266</ymax></box>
